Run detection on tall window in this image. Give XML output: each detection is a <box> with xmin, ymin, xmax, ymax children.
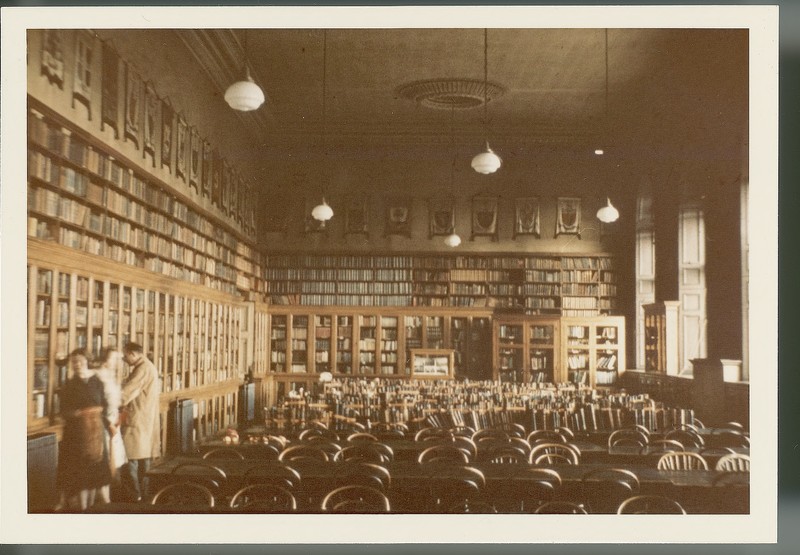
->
<box><xmin>679</xmin><ymin>204</ymin><xmax>707</xmax><ymax>371</ymax></box>
<box><xmin>635</xmin><ymin>195</ymin><xmax>655</xmax><ymax>368</ymax></box>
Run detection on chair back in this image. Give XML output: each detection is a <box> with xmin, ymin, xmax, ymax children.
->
<box><xmin>608</xmin><ymin>428</ymin><xmax>649</xmax><ymax>449</ymax></box>
<box><xmin>229</xmin><ymin>484</ymin><xmax>297</xmax><ymax>512</ymax></box>
<box><xmin>665</xmin><ymin>429</ymin><xmax>705</xmax><ymax>448</ymax></box>
<box><xmin>715</xmin><ymin>453</ymin><xmax>750</xmax><ymax>472</ymax></box>
<box><xmin>170</xmin><ymin>462</ymin><xmax>228</xmax><ymax>493</ymax></box>
<box><xmin>320</xmin><ymin>485</ymin><xmax>391</xmax><ymax>513</ymax></box>
<box><xmin>334</xmin><ymin>444</ymin><xmax>390</xmax><ymax>465</ymax></box>
<box><xmin>486</xmin><ymin>446</ymin><xmax>529</xmax><ymax>465</ymax></box>
<box><xmin>347</xmin><ymin>432</ymin><xmax>379</xmax><ymax>443</ymax></box>
<box><xmin>334</xmin><ymin>461</ymin><xmax>392</xmax><ymax>491</ymax></box>
<box><xmin>151</xmin><ymin>482</ymin><xmax>215</xmax><ymax>508</ymax></box>
<box><xmin>472</xmin><ymin>428</ymin><xmax>510</xmax><ymax>443</ymax></box>
<box><xmin>709</xmin><ymin>429</ymin><xmax>750</xmax><ymax>449</ymax></box>
<box><xmin>527</xmin><ymin>430</ymin><xmax>568</xmax><ymax>445</ymax></box>
<box><xmin>243</xmin><ymin>463</ymin><xmax>302</xmax><ymax>489</ymax></box>
<box><xmin>529</xmin><ymin>442</ymin><xmax>580</xmax><ymax>465</ymax></box>
<box><xmin>278</xmin><ymin>444</ymin><xmax>331</xmax><ymax>463</ymax></box>
<box><xmin>656</xmin><ymin>451</ymin><xmax>709</xmax><ymax>470</ymax></box>
<box><xmin>202</xmin><ymin>447</ymin><xmax>245</xmax><ymax>460</ymax></box>
<box><xmin>414</xmin><ymin>427</ymin><xmax>454</xmax><ymax>442</ymax></box>
<box><xmin>617</xmin><ymin>494</ymin><xmax>686</xmax><ymax>514</ymax></box>
<box><xmin>581</xmin><ymin>468</ymin><xmax>640</xmax><ymax>513</ymax></box>
<box><xmin>418</xmin><ymin>444</ymin><xmax>471</xmax><ymax>465</ymax></box>
<box><xmin>645</xmin><ymin>439</ymin><xmax>684</xmax><ymax>454</ymax></box>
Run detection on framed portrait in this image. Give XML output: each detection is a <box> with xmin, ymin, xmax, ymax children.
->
<box><xmin>41</xmin><ymin>29</ymin><xmax>65</xmax><ymax>87</ymax></box>
<box><xmin>101</xmin><ymin>41</ymin><xmax>119</xmax><ymax>136</ymax></box>
<box><xmin>514</xmin><ymin>196</ymin><xmax>541</xmax><ymax>238</ymax></box>
<box><xmin>556</xmin><ymin>196</ymin><xmax>582</xmax><ymax>238</ymax></box>
<box><xmin>471</xmin><ymin>195</ymin><xmax>499</xmax><ymax>241</ymax></box>
<box><xmin>211</xmin><ymin>148</ymin><xmax>221</xmax><ymax>205</ymax></box>
<box><xmin>345</xmin><ymin>196</ymin><xmax>369</xmax><ymax>235</ymax></box>
<box><xmin>429</xmin><ymin>197</ymin><xmax>454</xmax><ymax>237</ymax></box>
<box><xmin>124</xmin><ymin>63</ymin><xmax>142</xmax><ymax>148</ymax></box>
<box><xmin>384</xmin><ymin>197</ymin><xmax>412</xmax><ymax>237</ymax></box>
<box><xmin>175</xmin><ymin>113</ymin><xmax>188</xmax><ymax>181</ymax></box>
<box><xmin>221</xmin><ymin>159</ymin><xmax>231</xmax><ymax>214</ymax></box>
<box><xmin>160</xmin><ymin>99</ymin><xmax>174</xmax><ymax>170</ymax></box>
<box><xmin>72</xmin><ymin>31</ymin><xmax>93</xmax><ymax>112</ymax></box>
<box><xmin>189</xmin><ymin>126</ymin><xmax>201</xmax><ymax>191</ymax></box>
<box><xmin>143</xmin><ymin>81</ymin><xmax>158</xmax><ymax>163</ymax></box>
<box><xmin>201</xmin><ymin>139</ymin><xmax>212</xmax><ymax>198</ymax></box>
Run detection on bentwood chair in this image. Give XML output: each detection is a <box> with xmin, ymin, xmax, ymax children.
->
<box><xmin>656</xmin><ymin>451</ymin><xmax>709</xmax><ymax>470</ymax></box>
<box><xmin>334</xmin><ymin>461</ymin><xmax>392</xmax><ymax>491</ymax></box>
<box><xmin>202</xmin><ymin>447</ymin><xmax>245</xmax><ymax>460</ymax></box>
<box><xmin>581</xmin><ymin>467</ymin><xmax>640</xmax><ymax>514</ymax></box>
<box><xmin>529</xmin><ymin>442</ymin><xmax>580</xmax><ymax>465</ymax></box>
<box><xmin>170</xmin><ymin>462</ymin><xmax>228</xmax><ymax>494</ymax></box>
<box><xmin>150</xmin><ymin>482</ymin><xmax>215</xmax><ymax>509</ymax></box>
<box><xmin>320</xmin><ymin>485</ymin><xmax>391</xmax><ymax>513</ymax></box>
<box><xmin>229</xmin><ymin>484</ymin><xmax>297</xmax><ymax>512</ymax></box>
<box><xmin>715</xmin><ymin>453</ymin><xmax>750</xmax><ymax>472</ymax></box>
<box><xmin>617</xmin><ymin>495</ymin><xmax>687</xmax><ymax>514</ymax></box>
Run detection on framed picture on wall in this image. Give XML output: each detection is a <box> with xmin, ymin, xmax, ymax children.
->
<box><xmin>175</xmin><ymin>113</ymin><xmax>188</xmax><ymax>181</ymax></box>
<box><xmin>429</xmin><ymin>197</ymin><xmax>455</xmax><ymax>237</ymax></box>
<box><xmin>384</xmin><ymin>196</ymin><xmax>412</xmax><ymax>237</ymax></box>
<box><xmin>514</xmin><ymin>196</ymin><xmax>541</xmax><ymax>238</ymax></box>
<box><xmin>101</xmin><ymin>40</ymin><xmax>120</xmax><ymax>137</ymax></box>
<box><xmin>124</xmin><ymin>63</ymin><xmax>142</xmax><ymax>148</ymax></box>
<box><xmin>471</xmin><ymin>195</ymin><xmax>499</xmax><ymax>241</ymax></box>
<box><xmin>189</xmin><ymin>126</ymin><xmax>200</xmax><ymax>191</ymax></box>
<box><xmin>160</xmin><ymin>99</ymin><xmax>174</xmax><ymax>170</ymax></box>
<box><xmin>72</xmin><ymin>31</ymin><xmax>93</xmax><ymax>112</ymax></box>
<box><xmin>143</xmin><ymin>81</ymin><xmax>158</xmax><ymax>164</ymax></box>
<box><xmin>555</xmin><ymin>197</ymin><xmax>581</xmax><ymax>238</ymax></box>
<box><xmin>345</xmin><ymin>196</ymin><xmax>369</xmax><ymax>235</ymax></box>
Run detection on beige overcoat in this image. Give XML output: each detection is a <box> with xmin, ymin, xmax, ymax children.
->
<box><xmin>120</xmin><ymin>356</ymin><xmax>160</xmax><ymax>459</ymax></box>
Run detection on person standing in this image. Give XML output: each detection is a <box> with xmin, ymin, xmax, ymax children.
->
<box><xmin>120</xmin><ymin>342</ymin><xmax>161</xmax><ymax>502</ymax></box>
<box><xmin>56</xmin><ymin>349</ymin><xmax>112</xmax><ymax>511</ymax></box>
<box><xmin>94</xmin><ymin>348</ymin><xmax>127</xmax><ymax>503</ymax></box>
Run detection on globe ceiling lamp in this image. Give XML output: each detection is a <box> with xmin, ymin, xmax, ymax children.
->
<box><xmin>596</xmin><ymin>198</ymin><xmax>620</xmax><ymax>223</ymax></box>
<box><xmin>312</xmin><ymin>30</ymin><xmax>334</xmax><ymax>227</ymax></box>
<box><xmin>224</xmin><ymin>29</ymin><xmax>265</xmax><ymax>112</ymax></box>
<box><xmin>445</xmin><ymin>106</ymin><xmax>462</xmax><ymax>248</ymax></box>
<box><xmin>444</xmin><ymin>232</ymin><xmax>462</xmax><ymax>248</ymax></box>
<box><xmin>471</xmin><ymin>29</ymin><xmax>501</xmax><ymax>174</ymax></box>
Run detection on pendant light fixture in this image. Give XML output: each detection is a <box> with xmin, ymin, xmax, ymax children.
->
<box><xmin>224</xmin><ymin>29</ymin><xmax>265</xmax><ymax>112</ymax></box>
<box><xmin>445</xmin><ymin>106</ymin><xmax>462</xmax><ymax>248</ymax></box>
<box><xmin>595</xmin><ymin>28</ymin><xmax>619</xmax><ymax>223</ymax></box>
<box><xmin>312</xmin><ymin>30</ymin><xmax>334</xmax><ymax>227</ymax></box>
<box><xmin>471</xmin><ymin>28</ymin><xmax>502</xmax><ymax>175</ymax></box>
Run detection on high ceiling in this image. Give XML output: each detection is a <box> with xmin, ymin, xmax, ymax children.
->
<box><xmin>180</xmin><ymin>28</ymin><xmax>686</xmax><ymax>153</ymax></box>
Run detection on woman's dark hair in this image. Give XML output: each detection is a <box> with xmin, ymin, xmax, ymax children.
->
<box><xmin>123</xmin><ymin>342</ymin><xmax>144</xmax><ymax>355</ymax></box>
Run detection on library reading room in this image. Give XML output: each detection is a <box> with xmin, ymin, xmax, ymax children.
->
<box><xmin>15</xmin><ymin>16</ymin><xmax>773</xmax><ymax>535</ymax></box>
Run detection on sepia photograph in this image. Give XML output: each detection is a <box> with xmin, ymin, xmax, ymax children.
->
<box><xmin>0</xmin><ymin>3</ymin><xmax>779</xmax><ymax>546</ymax></box>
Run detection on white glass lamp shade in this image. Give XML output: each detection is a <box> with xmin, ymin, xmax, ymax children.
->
<box><xmin>444</xmin><ymin>233</ymin><xmax>462</xmax><ymax>248</ymax></box>
<box><xmin>596</xmin><ymin>198</ymin><xmax>620</xmax><ymax>223</ymax></box>
<box><xmin>319</xmin><ymin>371</ymin><xmax>333</xmax><ymax>383</ymax></box>
<box><xmin>224</xmin><ymin>70</ymin><xmax>265</xmax><ymax>112</ymax></box>
<box><xmin>311</xmin><ymin>198</ymin><xmax>334</xmax><ymax>226</ymax></box>
<box><xmin>471</xmin><ymin>142</ymin><xmax>502</xmax><ymax>174</ymax></box>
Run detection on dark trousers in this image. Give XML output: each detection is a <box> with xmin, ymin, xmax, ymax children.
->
<box><xmin>123</xmin><ymin>458</ymin><xmax>151</xmax><ymax>501</ymax></box>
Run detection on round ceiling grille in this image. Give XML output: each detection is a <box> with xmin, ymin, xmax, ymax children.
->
<box><xmin>396</xmin><ymin>78</ymin><xmax>506</xmax><ymax>110</ymax></box>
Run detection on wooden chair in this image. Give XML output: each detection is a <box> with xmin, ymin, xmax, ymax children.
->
<box><xmin>414</xmin><ymin>427</ymin><xmax>454</xmax><ymax>442</ymax></box>
<box><xmin>617</xmin><ymin>495</ymin><xmax>686</xmax><ymax>514</ymax></box>
<box><xmin>485</xmin><ymin>445</ymin><xmax>529</xmax><ymax>465</ymax></box>
<box><xmin>534</xmin><ymin>501</ymin><xmax>588</xmax><ymax>514</ymax></box>
<box><xmin>608</xmin><ymin>428</ymin><xmax>649</xmax><ymax>449</ymax></box>
<box><xmin>709</xmin><ymin>429</ymin><xmax>750</xmax><ymax>449</ymax></box>
<box><xmin>472</xmin><ymin>428</ymin><xmax>510</xmax><ymax>443</ymax></box>
<box><xmin>346</xmin><ymin>432</ymin><xmax>378</xmax><ymax>443</ymax></box>
<box><xmin>170</xmin><ymin>462</ymin><xmax>227</xmax><ymax>493</ymax></box>
<box><xmin>202</xmin><ymin>447</ymin><xmax>245</xmax><ymax>460</ymax></box>
<box><xmin>278</xmin><ymin>444</ymin><xmax>332</xmax><ymax>463</ymax></box>
<box><xmin>449</xmin><ymin>425</ymin><xmax>477</xmax><ymax>438</ymax></box>
<box><xmin>644</xmin><ymin>439</ymin><xmax>684</xmax><ymax>454</ymax></box>
<box><xmin>418</xmin><ymin>444</ymin><xmax>470</xmax><ymax>465</ymax></box>
<box><xmin>240</xmin><ymin>442</ymin><xmax>282</xmax><ymax>461</ymax></box>
<box><xmin>229</xmin><ymin>484</ymin><xmax>297</xmax><ymax>512</ymax></box>
<box><xmin>334</xmin><ymin>461</ymin><xmax>392</xmax><ymax>492</ymax></box>
<box><xmin>334</xmin><ymin>444</ymin><xmax>390</xmax><ymax>465</ymax></box>
<box><xmin>299</xmin><ymin>428</ymin><xmax>340</xmax><ymax>442</ymax></box>
<box><xmin>665</xmin><ymin>428</ymin><xmax>705</xmax><ymax>449</ymax></box>
<box><xmin>514</xmin><ymin>468</ymin><xmax>561</xmax><ymax>512</ymax></box>
<box><xmin>528</xmin><ymin>442</ymin><xmax>580</xmax><ymax>465</ymax></box>
<box><xmin>527</xmin><ymin>430</ymin><xmax>568</xmax><ymax>445</ymax></box>
<box><xmin>243</xmin><ymin>463</ymin><xmax>302</xmax><ymax>489</ymax></box>
<box><xmin>715</xmin><ymin>453</ymin><xmax>750</xmax><ymax>472</ymax></box>
<box><xmin>581</xmin><ymin>468</ymin><xmax>640</xmax><ymax>514</ymax></box>
<box><xmin>657</xmin><ymin>451</ymin><xmax>709</xmax><ymax>470</ymax></box>
<box><xmin>320</xmin><ymin>485</ymin><xmax>391</xmax><ymax>513</ymax></box>
<box><xmin>150</xmin><ymin>482</ymin><xmax>215</xmax><ymax>509</ymax></box>
<box><xmin>425</xmin><ymin>465</ymin><xmax>486</xmax><ymax>512</ymax></box>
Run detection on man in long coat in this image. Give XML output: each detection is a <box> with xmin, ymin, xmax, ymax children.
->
<box><xmin>120</xmin><ymin>342</ymin><xmax>160</xmax><ymax>501</ymax></box>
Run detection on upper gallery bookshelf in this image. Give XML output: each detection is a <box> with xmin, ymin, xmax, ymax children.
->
<box><xmin>262</xmin><ymin>253</ymin><xmax>617</xmax><ymax>316</ymax></box>
<box><xmin>26</xmin><ymin>101</ymin><xmax>264</xmax><ymax>297</ymax></box>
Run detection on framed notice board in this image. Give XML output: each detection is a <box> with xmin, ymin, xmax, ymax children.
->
<box><xmin>410</xmin><ymin>349</ymin><xmax>455</xmax><ymax>379</ymax></box>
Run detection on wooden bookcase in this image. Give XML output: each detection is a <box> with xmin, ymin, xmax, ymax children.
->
<box><xmin>492</xmin><ymin>315</ymin><xmax>625</xmax><ymax>387</ymax></box>
<box><xmin>27</xmin><ymin>101</ymin><xmax>264</xmax><ymax>298</ymax></box>
<box><xmin>643</xmin><ymin>301</ymin><xmax>681</xmax><ymax>375</ymax></box>
<box><xmin>262</xmin><ymin>306</ymin><xmax>494</xmax><ymax>405</ymax></box>
<box><xmin>262</xmin><ymin>252</ymin><xmax>617</xmax><ymax>316</ymax></box>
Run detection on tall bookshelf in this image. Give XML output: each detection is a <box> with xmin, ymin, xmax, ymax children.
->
<box><xmin>27</xmin><ymin>101</ymin><xmax>264</xmax><ymax>298</ymax></box>
<box><xmin>262</xmin><ymin>252</ymin><xmax>617</xmax><ymax>316</ymax></box>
